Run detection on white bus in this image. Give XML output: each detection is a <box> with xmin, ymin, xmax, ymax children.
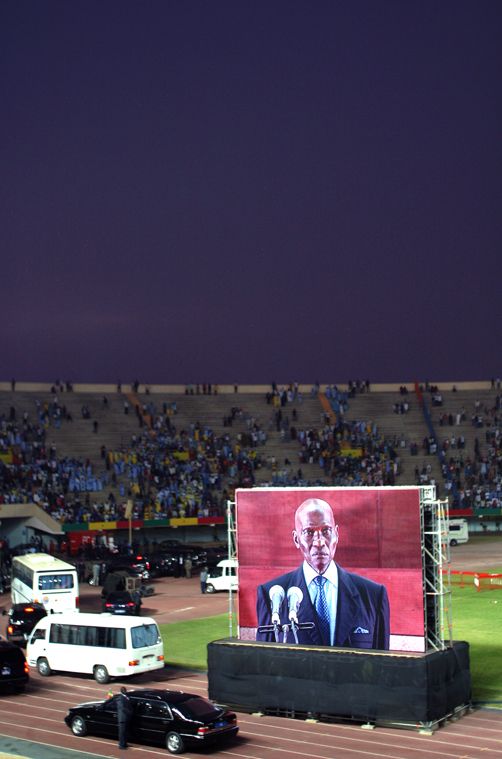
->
<box><xmin>26</xmin><ymin>612</ymin><xmax>164</xmax><ymax>684</ymax></box>
<box><xmin>11</xmin><ymin>553</ymin><xmax>79</xmax><ymax>613</ymax></box>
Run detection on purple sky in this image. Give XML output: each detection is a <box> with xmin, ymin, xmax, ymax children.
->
<box><xmin>1</xmin><ymin>1</ymin><xmax>501</xmax><ymax>385</ymax></box>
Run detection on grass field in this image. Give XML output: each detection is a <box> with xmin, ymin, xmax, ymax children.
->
<box><xmin>449</xmin><ymin>583</ymin><xmax>502</xmax><ymax>705</ymax></box>
<box><xmin>160</xmin><ymin>581</ymin><xmax>502</xmax><ymax>706</ymax></box>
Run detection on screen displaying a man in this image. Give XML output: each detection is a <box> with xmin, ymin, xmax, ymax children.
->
<box><xmin>256</xmin><ymin>497</ymin><xmax>390</xmax><ymax>650</ymax></box>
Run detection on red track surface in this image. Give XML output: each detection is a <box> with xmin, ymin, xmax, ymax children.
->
<box><xmin>0</xmin><ymin>548</ymin><xmax>501</xmax><ymax>759</ymax></box>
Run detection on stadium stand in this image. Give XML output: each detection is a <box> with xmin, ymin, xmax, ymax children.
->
<box><xmin>0</xmin><ymin>381</ymin><xmax>500</xmax><ymax>542</ymax></box>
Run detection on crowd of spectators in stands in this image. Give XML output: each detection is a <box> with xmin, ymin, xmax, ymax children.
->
<box><xmin>293</xmin><ymin>419</ymin><xmax>400</xmax><ymax>486</ymax></box>
<box><xmin>1</xmin><ymin>383</ymin><xmax>501</xmax><ymax>526</ymax></box>
<box><xmin>442</xmin><ymin>394</ymin><xmax>502</xmax><ymax>509</ymax></box>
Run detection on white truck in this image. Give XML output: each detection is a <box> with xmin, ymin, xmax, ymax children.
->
<box><xmin>205</xmin><ymin>559</ymin><xmax>238</xmax><ymax>593</ymax></box>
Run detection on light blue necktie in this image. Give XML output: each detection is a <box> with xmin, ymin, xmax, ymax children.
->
<box><xmin>313</xmin><ymin>575</ymin><xmax>331</xmax><ymax>645</ymax></box>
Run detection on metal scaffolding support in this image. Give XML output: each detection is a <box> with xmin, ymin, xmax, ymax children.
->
<box><xmin>227</xmin><ymin>499</ymin><xmax>237</xmax><ymax>638</ymax></box>
<box><xmin>420</xmin><ymin>486</ymin><xmax>452</xmax><ymax>651</ymax></box>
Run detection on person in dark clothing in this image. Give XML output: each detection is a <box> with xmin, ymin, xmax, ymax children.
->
<box><xmin>200</xmin><ymin>566</ymin><xmax>208</xmax><ymax>593</ymax></box>
<box><xmin>117</xmin><ymin>686</ymin><xmax>133</xmax><ymax>749</ymax></box>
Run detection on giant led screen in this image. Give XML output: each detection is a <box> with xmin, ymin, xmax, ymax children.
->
<box><xmin>236</xmin><ymin>486</ymin><xmax>426</xmax><ymax>652</ymax></box>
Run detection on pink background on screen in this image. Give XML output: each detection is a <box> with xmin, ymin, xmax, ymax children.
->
<box><xmin>236</xmin><ymin>487</ymin><xmax>424</xmax><ymax>638</ymax></box>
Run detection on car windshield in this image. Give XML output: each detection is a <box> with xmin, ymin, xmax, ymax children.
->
<box><xmin>174</xmin><ymin>697</ymin><xmax>221</xmax><ymax>720</ymax></box>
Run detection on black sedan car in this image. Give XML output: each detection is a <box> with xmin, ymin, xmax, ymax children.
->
<box><xmin>0</xmin><ymin>638</ymin><xmax>29</xmax><ymax>692</ymax></box>
<box><xmin>64</xmin><ymin>688</ymin><xmax>239</xmax><ymax>754</ymax></box>
<box><xmin>3</xmin><ymin>603</ymin><xmax>47</xmax><ymax>645</ymax></box>
<box><xmin>102</xmin><ymin>590</ymin><xmax>141</xmax><ymax>615</ymax></box>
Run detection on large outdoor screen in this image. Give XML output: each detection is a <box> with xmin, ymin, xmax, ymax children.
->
<box><xmin>236</xmin><ymin>486</ymin><xmax>426</xmax><ymax>652</ymax></box>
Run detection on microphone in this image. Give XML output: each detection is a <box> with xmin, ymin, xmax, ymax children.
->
<box><xmin>269</xmin><ymin>585</ymin><xmax>285</xmax><ymax>624</ymax></box>
<box><xmin>287</xmin><ymin>586</ymin><xmax>303</xmax><ymax>623</ymax></box>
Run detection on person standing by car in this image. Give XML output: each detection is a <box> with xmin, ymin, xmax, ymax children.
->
<box><xmin>117</xmin><ymin>686</ymin><xmax>133</xmax><ymax>750</ymax></box>
<box><xmin>184</xmin><ymin>556</ymin><xmax>192</xmax><ymax>578</ymax></box>
<box><xmin>200</xmin><ymin>566</ymin><xmax>208</xmax><ymax>593</ymax></box>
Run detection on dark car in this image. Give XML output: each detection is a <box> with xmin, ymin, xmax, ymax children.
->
<box><xmin>64</xmin><ymin>688</ymin><xmax>239</xmax><ymax>754</ymax></box>
<box><xmin>106</xmin><ymin>554</ymin><xmax>150</xmax><ymax>580</ymax></box>
<box><xmin>3</xmin><ymin>603</ymin><xmax>48</xmax><ymax>646</ymax></box>
<box><xmin>0</xmin><ymin>638</ymin><xmax>29</xmax><ymax>692</ymax></box>
<box><xmin>102</xmin><ymin>590</ymin><xmax>141</xmax><ymax>615</ymax></box>
<box><xmin>149</xmin><ymin>550</ymin><xmax>187</xmax><ymax>577</ymax></box>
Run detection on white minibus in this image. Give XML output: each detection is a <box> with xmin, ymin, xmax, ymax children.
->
<box><xmin>26</xmin><ymin>612</ymin><xmax>164</xmax><ymax>684</ymax></box>
<box><xmin>206</xmin><ymin>559</ymin><xmax>238</xmax><ymax>593</ymax></box>
<box><xmin>448</xmin><ymin>518</ymin><xmax>469</xmax><ymax>546</ymax></box>
<box><xmin>11</xmin><ymin>553</ymin><xmax>79</xmax><ymax>612</ymax></box>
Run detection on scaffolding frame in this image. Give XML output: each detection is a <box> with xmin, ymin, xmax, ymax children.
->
<box><xmin>227</xmin><ymin>499</ymin><xmax>237</xmax><ymax>638</ymax></box>
<box><xmin>420</xmin><ymin>486</ymin><xmax>452</xmax><ymax>650</ymax></box>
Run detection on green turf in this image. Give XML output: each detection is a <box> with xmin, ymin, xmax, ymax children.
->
<box><xmin>449</xmin><ymin>584</ymin><xmax>502</xmax><ymax>705</ymax></box>
<box><xmin>159</xmin><ymin>613</ymin><xmax>237</xmax><ymax>670</ymax></box>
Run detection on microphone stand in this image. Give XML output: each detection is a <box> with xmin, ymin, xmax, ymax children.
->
<box><xmin>289</xmin><ymin>618</ymin><xmax>299</xmax><ymax>644</ymax></box>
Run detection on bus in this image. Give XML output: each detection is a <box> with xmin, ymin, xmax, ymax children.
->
<box><xmin>11</xmin><ymin>553</ymin><xmax>79</xmax><ymax>613</ymax></box>
<box><xmin>26</xmin><ymin>612</ymin><xmax>164</xmax><ymax>684</ymax></box>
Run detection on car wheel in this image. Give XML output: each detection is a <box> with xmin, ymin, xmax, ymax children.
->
<box><xmin>450</xmin><ymin>539</ymin><xmax>458</xmax><ymax>547</ymax></box>
<box><xmin>93</xmin><ymin>664</ymin><xmax>110</xmax><ymax>684</ymax></box>
<box><xmin>166</xmin><ymin>731</ymin><xmax>185</xmax><ymax>754</ymax></box>
<box><xmin>37</xmin><ymin>657</ymin><xmax>52</xmax><ymax>676</ymax></box>
<box><xmin>71</xmin><ymin>715</ymin><xmax>88</xmax><ymax>736</ymax></box>
<box><xmin>205</xmin><ymin>583</ymin><xmax>215</xmax><ymax>594</ymax></box>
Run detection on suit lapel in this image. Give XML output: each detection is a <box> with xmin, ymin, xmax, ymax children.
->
<box><xmin>334</xmin><ymin>565</ymin><xmax>359</xmax><ymax>646</ymax></box>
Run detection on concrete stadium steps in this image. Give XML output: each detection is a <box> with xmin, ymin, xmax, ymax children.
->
<box><xmin>2</xmin><ymin>385</ymin><xmax>500</xmax><ymax>505</ymax></box>
<box><xmin>142</xmin><ymin>392</ymin><xmax>327</xmax><ymax>483</ymax></box>
<box><xmin>340</xmin><ymin>391</ymin><xmax>440</xmax><ymax>486</ymax></box>
<box><xmin>425</xmin><ymin>387</ymin><xmax>500</xmax><ymax>466</ymax></box>
<box><xmin>252</xmin><ymin>395</ymin><xmax>331</xmax><ymax>484</ymax></box>
<box><xmin>0</xmin><ymin>390</ymin><xmax>140</xmax><ymax>504</ymax></box>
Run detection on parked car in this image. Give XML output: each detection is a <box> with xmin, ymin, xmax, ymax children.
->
<box><xmin>102</xmin><ymin>590</ymin><xmax>141</xmax><ymax>615</ymax></box>
<box><xmin>106</xmin><ymin>554</ymin><xmax>150</xmax><ymax>580</ymax></box>
<box><xmin>0</xmin><ymin>637</ymin><xmax>29</xmax><ymax>692</ymax></box>
<box><xmin>64</xmin><ymin>688</ymin><xmax>239</xmax><ymax>754</ymax></box>
<box><xmin>148</xmin><ymin>551</ymin><xmax>179</xmax><ymax>577</ymax></box>
<box><xmin>3</xmin><ymin>603</ymin><xmax>47</xmax><ymax>646</ymax></box>
<box><xmin>149</xmin><ymin>547</ymin><xmax>208</xmax><ymax>577</ymax></box>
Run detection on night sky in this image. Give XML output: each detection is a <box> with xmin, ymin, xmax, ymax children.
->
<box><xmin>1</xmin><ymin>1</ymin><xmax>500</xmax><ymax>385</ymax></box>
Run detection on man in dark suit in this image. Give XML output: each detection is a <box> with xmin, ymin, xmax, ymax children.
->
<box><xmin>116</xmin><ymin>685</ymin><xmax>133</xmax><ymax>749</ymax></box>
<box><xmin>256</xmin><ymin>497</ymin><xmax>390</xmax><ymax>650</ymax></box>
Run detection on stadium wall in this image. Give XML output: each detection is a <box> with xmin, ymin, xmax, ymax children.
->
<box><xmin>0</xmin><ymin>381</ymin><xmax>495</xmax><ymax>394</ymax></box>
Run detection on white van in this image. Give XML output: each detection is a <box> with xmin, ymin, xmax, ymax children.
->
<box><xmin>206</xmin><ymin>559</ymin><xmax>238</xmax><ymax>593</ymax></box>
<box><xmin>448</xmin><ymin>518</ymin><xmax>469</xmax><ymax>546</ymax></box>
<box><xmin>26</xmin><ymin>612</ymin><xmax>164</xmax><ymax>684</ymax></box>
